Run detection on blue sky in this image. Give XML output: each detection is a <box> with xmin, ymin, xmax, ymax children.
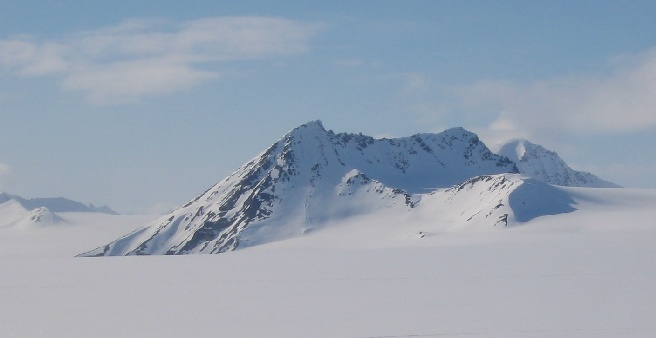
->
<box><xmin>1</xmin><ymin>1</ymin><xmax>656</xmax><ymax>213</ymax></box>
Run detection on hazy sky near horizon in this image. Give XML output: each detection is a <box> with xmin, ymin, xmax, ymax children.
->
<box><xmin>1</xmin><ymin>1</ymin><xmax>656</xmax><ymax>213</ymax></box>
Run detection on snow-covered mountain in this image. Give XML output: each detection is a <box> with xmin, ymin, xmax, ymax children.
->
<box><xmin>0</xmin><ymin>192</ymin><xmax>118</xmax><ymax>214</ymax></box>
<box><xmin>497</xmin><ymin>139</ymin><xmax>619</xmax><ymax>188</ymax></box>
<box><xmin>417</xmin><ymin>173</ymin><xmax>576</xmax><ymax>230</ymax></box>
<box><xmin>81</xmin><ymin>121</ymin><xmax>521</xmax><ymax>256</ymax></box>
<box><xmin>0</xmin><ymin>199</ymin><xmax>64</xmax><ymax>228</ymax></box>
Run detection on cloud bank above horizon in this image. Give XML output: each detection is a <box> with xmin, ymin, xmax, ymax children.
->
<box><xmin>442</xmin><ymin>48</ymin><xmax>656</xmax><ymax>140</ymax></box>
<box><xmin>0</xmin><ymin>16</ymin><xmax>321</xmax><ymax>104</ymax></box>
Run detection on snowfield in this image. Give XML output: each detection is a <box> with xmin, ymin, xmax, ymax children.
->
<box><xmin>1</xmin><ymin>186</ymin><xmax>656</xmax><ymax>337</ymax></box>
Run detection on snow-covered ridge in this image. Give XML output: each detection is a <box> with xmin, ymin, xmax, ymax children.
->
<box><xmin>413</xmin><ymin>174</ymin><xmax>576</xmax><ymax>232</ymax></box>
<box><xmin>80</xmin><ymin>121</ymin><xmax>519</xmax><ymax>256</ymax></box>
<box><xmin>497</xmin><ymin>139</ymin><xmax>619</xmax><ymax>188</ymax></box>
<box><xmin>80</xmin><ymin>121</ymin><xmax>622</xmax><ymax>256</ymax></box>
<box><xmin>0</xmin><ymin>192</ymin><xmax>120</xmax><ymax>229</ymax></box>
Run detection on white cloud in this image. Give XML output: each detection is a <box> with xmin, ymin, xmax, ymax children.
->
<box><xmin>0</xmin><ymin>17</ymin><xmax>322</xmax><ymax>103</ymax></box>
<box><xmin>450</xmin><ymin>48</ymin><xmax>656</xmax><ymax>136</ymax></box>
<box><xmin>62</xmin><ymin>56</ymin><xmax>217</xmax><ymax>104</ymax></box>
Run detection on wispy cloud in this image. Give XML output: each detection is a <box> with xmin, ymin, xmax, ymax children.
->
<box><xmin>0</xmin><ymin>17</ymin><xmax>322</xmax><ymax>103</ymax></box>
<box><xmin>448</xmin><ymin>48</ymin><xmax>656</xmax><ymax>138</ymax></box>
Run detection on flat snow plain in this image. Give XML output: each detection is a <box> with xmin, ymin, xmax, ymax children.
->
<box><xmin>1</xmin><ymin>187</ymin><xmax>656</xmax><ymax>337</ymax></box>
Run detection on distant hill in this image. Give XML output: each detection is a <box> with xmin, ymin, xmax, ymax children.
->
<box><xmin>0</xmin><ymin>192</ymin><xmax>118</xmax><ymax>215</ymax></box>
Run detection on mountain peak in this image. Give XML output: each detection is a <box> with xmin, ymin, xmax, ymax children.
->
<box><xmin>497</xmin><ymin>138</ymin><xmax>619</xmax><ymax>188</ymax></box>
<box><xmin>305</xmin><ymin>119</ymin><xmax>324</xmax><ymax>129</ymax></box>
<box><xmin>80</xmin><ymin>122</ymin><xmax>519</xmax><ymax>256</ymax></box>
<box><xmin>441</xmin><ymin>126</ymin><xmax>470</xmax><ymax>134</ymax></box>
<box><xmin>286</xmin><ymin>120</ymin><xmax>325</xmax><ymax>135</ymax></box>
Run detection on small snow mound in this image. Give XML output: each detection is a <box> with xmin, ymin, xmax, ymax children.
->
<box><xmin>22</xmin><ymin>207</ymin><xmax>64</xmax><ymax>227</ymax></box>
<box><xmin>343</xmin><ymin>168</ymin><xmax>366</xmax><ymax>182</ymax></box>
<box><xmin>338</xmin><ymin>169</ymin><xmax>370</xmax><ymax>191</ymax></box>
<box><xmin>0</xmin><ymin>203</ymin><xmax>65</xmax><ymax>229</ymax></box>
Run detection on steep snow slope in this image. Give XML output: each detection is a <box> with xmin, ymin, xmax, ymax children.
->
<box><xmin>81</xmin><ymin>121</ymin><xmax>517</xmax><ymax>256</ymax></box>
<box><xmin>497</xmin><ymin>139</ymin><xmax>619</xmax><ymax>188</ymax></box>
<box><xmin>22</xmin><ymin>207</ymin><xmax>64</xmax><ymax>227</ymax></box>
